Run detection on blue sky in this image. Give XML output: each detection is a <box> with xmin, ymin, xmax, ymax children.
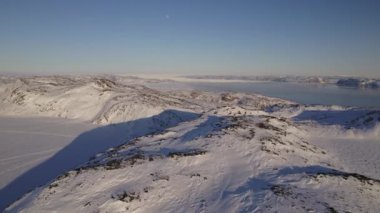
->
<box><xmin>1</xmin><ymin>0</ymin><xmax>379</xmax><ymax>77</ymax></box>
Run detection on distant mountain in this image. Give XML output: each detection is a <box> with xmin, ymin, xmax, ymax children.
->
<box><xmin>180</xmin><ymin>75</ymin><xmax>333</xmax><ymax>84</ymax></box>
<box><xmin>336</xmin><ymin>78</ymin><xmax>378</xmax><ymax>88</ymax></box>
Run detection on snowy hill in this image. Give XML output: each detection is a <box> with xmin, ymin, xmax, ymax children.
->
<box><xmin>0</xmin><ymin>75</ymin><xmax>294</xmax><ymax>124</ymax></box>
<box><xmin>1</xmin><ymin>75</ymin><xmax>380</xmax><ymax>212</ymax></box>
<box><xmin>0</xmin><ymin>76</ymin><xmax>201</xmax><ymax>124</ymax></box>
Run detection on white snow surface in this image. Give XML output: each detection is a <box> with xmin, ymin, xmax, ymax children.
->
<box><xmin>0</xmin><ymin>75</ymin><xmax>379</xmax><ymax>212</ymax></box>
<box><xmin>0</xmin><ymin>116</ymin><xmax>97</xmax><ymax>189</ymax></box>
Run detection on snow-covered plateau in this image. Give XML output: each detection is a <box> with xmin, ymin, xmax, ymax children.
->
<box><xmin>0</xmin><ymin>75</ymin><xmax>379</xmax><ymax>212</ymax></box>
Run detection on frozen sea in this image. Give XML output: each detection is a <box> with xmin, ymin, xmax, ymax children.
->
<box><xmin>150</xmin><ymin>81</ymin><xmax>380</xmax><ymax>108</ymax></box>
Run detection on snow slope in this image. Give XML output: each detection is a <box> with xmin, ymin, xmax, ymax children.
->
<box><xmin>7</xmin><ymin>107</ymin><xmax>380</xmax><ymax>213</ymax></box>
<box><xmin>1</xmin><ymin>75</ymin><xmax>379</xmax><ymax>212</ymax></box>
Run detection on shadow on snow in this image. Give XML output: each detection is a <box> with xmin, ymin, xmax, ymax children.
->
<box><xmin>0</xmin><ymin>109</ymin><xmax>199</xmax><ymax>211</ymax></box>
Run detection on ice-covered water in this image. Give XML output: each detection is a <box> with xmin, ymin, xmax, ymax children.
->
<box><xmin>150</xmin><ymin>81</ymin><xmax>380</xmax><ymax>108</ymax></box>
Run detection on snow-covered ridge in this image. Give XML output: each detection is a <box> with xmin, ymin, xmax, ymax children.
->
<box><xmin>0</xmin><ymin>75</ymin><xmax>294</xmax><ymax>124</ymax></box>
<box><xmin>0</xmin><ymin>76</ymin><xmax>201</xmax><ymax>124</ymax></box>
<box><xmin>7</xmin><ymin>106</ymin><xmax>380</xmax><ymax>212</ymax></box>
<box><xmin>1</xmin><ymin>75</ymin><xmax>380</xmax><ymax>212</ymax></box>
